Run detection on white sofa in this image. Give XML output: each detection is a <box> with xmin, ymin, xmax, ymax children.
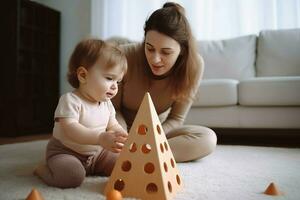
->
<box><xmin>185</xmin><ymin>28</ymin><xmax>300</xmax><ymax>130</ymax></box>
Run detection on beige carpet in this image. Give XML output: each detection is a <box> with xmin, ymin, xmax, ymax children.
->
<box><xmin>0</xmin><ymin>140</ymin><xmax>299</xmax><ymax>200</ymax></box>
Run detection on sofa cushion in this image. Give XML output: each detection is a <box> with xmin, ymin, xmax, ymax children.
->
<box><xmin>194</xmin><ymin>79</ymin><xmax>238</xmax><ymax>107</ymax></box>
<box><xmin>256</xmin><ymin>28</ymin><xmax>300</xmax><ymax>76</ymax></box>
<box><xmin>238</xmin><ymin>77</ymin><xmax>300</xmax><ymax>106</ymax></box>
<box><xmin>198</xmin><ymin>35</ymin><xmax>256</xmax><ymax>80</ymax></box>
<box><xmin>186</xmin><ymin>106</ymin><xmax>300</xmax><ymax>128</ymax></box>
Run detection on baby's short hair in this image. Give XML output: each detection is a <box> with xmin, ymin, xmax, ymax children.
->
<box><xmin>67</xmin><ymin>38</ymin><xmax>127</xmax><ymax>88</ymax></box>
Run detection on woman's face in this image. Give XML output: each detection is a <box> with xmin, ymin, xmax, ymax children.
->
<box><xmin>145</xmin><ymin>30</ymin><xmax>181</xmax><ymax>76</ymax></box>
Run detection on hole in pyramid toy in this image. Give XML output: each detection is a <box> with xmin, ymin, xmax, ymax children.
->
<box><xmin>141</xmin><ymin>144</ymin><xmax>151</xmax><ymax>153</ymax></box>
<box><xmin>121</xmin><ymin>160</ymin><xmax>131</xmax><ymax>172</ymax></box>
<box><xmin>144</xmin><ymin>162</ymin><xmax>155</xmax><ymax>174</ymax></box>
<box><xmin>105</xmin><ymin>92</ymin><xmax>183</xmax><ymax>200</ymax></box>
<box><xmin>114</xmin><ymin>179</ymin><xmax>125</xmax><ymax>191</ymax></box>
<box><xmin>176</xmin><ymin>175</ymin><xmax>181</xmax><ymax>185</ymax></box>
<box><xmin>170</xmin><ymin>158</ymin><xmax>175</xmax><ymax>168</ymax></box>
<box><xmin>157</xmin><ymin>125</ymin><xmax>161</xmax><ymax>134</ymax></box>
<box><xmin>164</xmin><ymin>162</ymin><xmax>168</xmax><ymax>172</ymax></box>
<box><xmin>138</xmin><ymin>124</ymin><xmax>147</xmax><ymax>135</ymax></box>
<box><xmin>164</xmin><ymin>142</ymin><xmax>169</xmax><ymax>151</ymax></box>
<box><xmin>168</xmin><ymin>182</ymin><xmax>172</xmax><ymax>193</ymax></box>
<box><xmin>160</xmin><ymin>143</ymin><xmax>164</xmax><ymax>153</ymax></box>
<box><xmin>129</xmin><ymin>143</ymin><xmax>137</xmax><ymax>152</ymax></box>
<box><xmin>146</xmin><ymin>183</ymin><xmax>158</xmax><ymax>193</ymax></box>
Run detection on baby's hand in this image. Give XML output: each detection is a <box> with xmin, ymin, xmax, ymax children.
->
<box><xmin>98</xmin><ymin>130</ymin><xmax>128</xmax><ymax>153</ymax></box>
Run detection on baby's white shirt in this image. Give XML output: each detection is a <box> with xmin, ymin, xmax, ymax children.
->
<box><xmin>53</xmin><ymin>92</ymin><xmax>118</xmax><ymax>155</ymax></box>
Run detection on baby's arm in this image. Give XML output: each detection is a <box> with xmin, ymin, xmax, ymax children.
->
<box><xmin>107</xmin><ymin>123</ymin><xmax>127</xmax><ymax>135</ymax></box>
<box><xmin>59</xmin><ymin>118</ymin><xmax>101</xmax><ymax>145</ymax></box>
<box><xmin>59</xmin><ymin>118</ymin><xmax>127</xmax><ymax>152</ymax></box>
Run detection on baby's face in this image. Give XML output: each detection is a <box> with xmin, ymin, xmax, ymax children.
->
<box><xmin>84</xmin><ymin>59</ymin><xmax>124</xmax><ymax>102</ymax></box>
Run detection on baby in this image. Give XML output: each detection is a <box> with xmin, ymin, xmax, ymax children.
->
<box><xmin>34</xmin><ymin>38</ymin><xmax>128</xmax><ymax>188</ymax></box>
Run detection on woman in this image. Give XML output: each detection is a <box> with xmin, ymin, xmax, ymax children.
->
<box><xmin>112</xmin><ymin>2</ymin><xmax>217</xmax><ymax>162</ymax></box>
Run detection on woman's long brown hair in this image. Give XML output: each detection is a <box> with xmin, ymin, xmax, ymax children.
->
<box><xmin>143</xmin><ymin>2</ymin><xmax>202</xmax><ymax>101</ymax></box>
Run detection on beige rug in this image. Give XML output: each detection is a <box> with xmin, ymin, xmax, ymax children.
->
<box><xmin>0</xmin><ymin>140</ymin><xmax>299</xmax><ymax>200</ymax></box>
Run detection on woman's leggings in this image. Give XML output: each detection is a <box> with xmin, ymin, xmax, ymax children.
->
<box><xmin>116</xmin><ymin>111</ymin><xmax>217</xmax><ymax>162</ymax></box>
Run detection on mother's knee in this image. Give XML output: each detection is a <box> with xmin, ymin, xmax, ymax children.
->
<box><xmin>202</xmin><ymin>127</ymin><xmax>217</xmax><ymax>154</ymax></box>
<box><xmin>184</xmin><ymin>125</ymin><xmax>217</xmax><ymax>159</ymax></box>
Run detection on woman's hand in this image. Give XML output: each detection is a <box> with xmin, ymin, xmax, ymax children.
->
<box><xmin>98</xmin><ymin>130</ymin><xmax>128</xmax><ymax>153</ymax></box>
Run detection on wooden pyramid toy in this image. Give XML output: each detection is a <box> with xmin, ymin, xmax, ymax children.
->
<box><xmin>264</xmin><ymin>182</ymin><xmax>283</xmax><ymax>196</ymax></box>
<box><xmin>26</xmin><ymin>188</ymin><xmax>44</xmax><ymax>200</ymax></box>
<box><xmin>105</xmin><ymin>92</ymin><xmax>183</xmax><ymax>200</ymax></box>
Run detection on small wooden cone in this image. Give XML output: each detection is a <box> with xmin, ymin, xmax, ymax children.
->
<box><xmin>264</xmin><ymin>182</ymin><xmax>283</xmax><ymax>196</ymax></box>
<box><xmin>106</xmin><ymin>189</ymin><xmax>123</xmax><ymax>200</ymax></box>
<box><xmin>26</xmin><ymin>188</ymin><xmax>44</xmax><ymax>200</ymax></box>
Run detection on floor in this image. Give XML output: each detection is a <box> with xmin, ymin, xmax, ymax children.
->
<box><xmin>0</xmin><ymin>133</ymin><xmax>51</xmax><ymax>145</ymax></box>
<box><xmin>1</xmin><ymin>140</ymin><xmax>299</xmax><ymax>200</ymax></box>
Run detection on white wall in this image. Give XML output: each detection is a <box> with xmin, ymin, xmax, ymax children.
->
<box><xmin>91</xmin><ymin>0</ymin><xmax>106</xmax><ymax>38</ymax></box>
<box><xmin>33</xmin><ymin>0</ymin><xmax>92</xmax><ymax>94</ymax></box>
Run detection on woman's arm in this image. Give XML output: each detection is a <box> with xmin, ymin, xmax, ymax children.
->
<box><xmin>162</xmin><ymin>99</ymin><xmax>193</xmax><ymax>134</ymax></box>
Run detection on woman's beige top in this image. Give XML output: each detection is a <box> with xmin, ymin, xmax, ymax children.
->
<box><xmin>112</xmin><ymin>43</ymin><xmax>203</xmax><ymax>134</ymax></box>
